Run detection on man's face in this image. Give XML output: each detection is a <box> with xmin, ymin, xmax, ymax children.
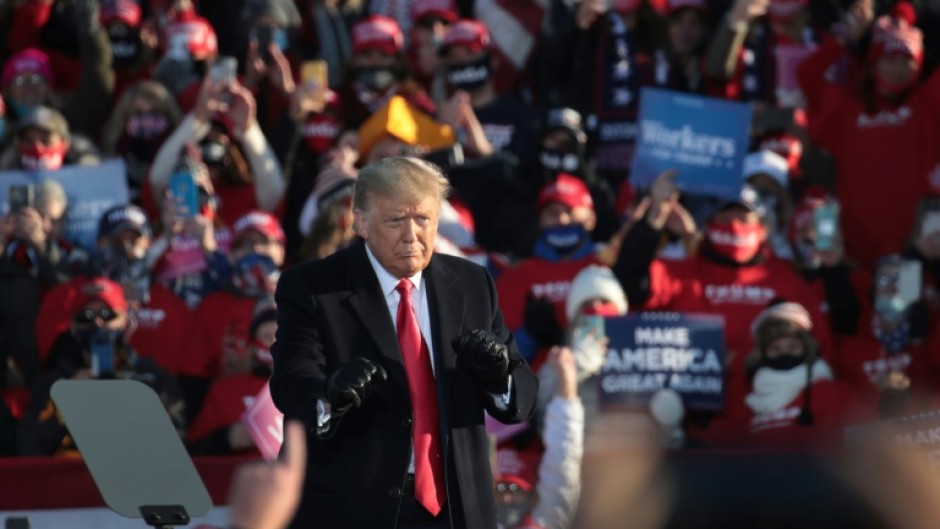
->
<box><xmin>667</xmin><ymin>9</ymin><xmax>706</xmax><ymax>57</ymax></box>
<box><xmin>255</xmin><ymin>320</ymin><xmax>277</xmax><ymax>349</ymax></box>
<box><xmin>539</xmin><ymin>202</ymin><xmax>596</xmax><ymax>231</ymax></box>
<box><xmin>352</xmin><ymin>48</ymin><xmax>397</xmax><ymax>69</ymax></box>
<box><xmin>356</xmin><ymin>192</ymin><xmax>440</xmax><ymax>279</ymax></box>
<box><xmin>766</xmin><ymin>335</ymin><xmax>805</xmax><ymax>359</ymax></box>
<box><xmin>231</xmin><ymin>229</ymin><xmax>285</xmax><ymax>267</ymax></box>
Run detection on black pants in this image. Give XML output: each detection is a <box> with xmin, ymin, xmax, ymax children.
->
<box><xmin>397</xmin><ymin>474</ymin><xmax>451</xmax><ymax>529</ymax></box>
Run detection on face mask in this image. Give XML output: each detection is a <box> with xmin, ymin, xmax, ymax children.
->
<box><xmin>76</xmin><ymin>326</ymin><xmax>124</xmax><ymax>351</ymax></box>
<box><xmin>875</xmin><ymin>295</ymin><xmax>908</xmax><ymax>324</ymax></box>
<box><xmin>874</xmin><ymin>72</ymin><xmax>916</xmax><ymax>98</ymax></box>
<box><xmin>19</xmin><ymin>142</ymin><xmax>67</xmax><ymax>171</ymax></box>
<box><xmin>762</xmin><ymin>354</ymin><xmax>806</xmax><ymax>371</ymax></box>
<box><xmin>250</xmin><ymin>338</ymin><xmax>274</xmax><ymax>377</ymax></box>
<box><xmin>706</xmin><ymin>219</ymin><xmax>766</xmax><ymax>263</ymax></box>
<box><xmin>108</xmin><ymin>24</ymin><xmax>142</xmax><ymax>68</ymax></box>
<box><xmin>540</xmin><ymin>224</ymin><xmax>589</xmax><ymax>255</ymax></box>
<box><xmin>496</xmin><ymin>500</ymin><xmax>530</xmax><ymax>529</ymax></box>
<box><xmin>9</xmin><ymin>100</ymin><xmax>38</xmax><ymax>119</ymax></box>
<box><xmin>447</xmin><ymin>55</ymin><xmax>491</xmax><ymax>93</ymax></box>
<box><xmin>539</xmin><ymin>148</ymin><xmax>580</xmax><ymax>174</ymax></box>
<box><xmin>120</xmin><ymin>113</ymin><xmax>171</xmax><ymax>162</ymax></box>
<box><xmin>232</xmin><ymin>253</ymin><xmax>281</xmax><ymax>298</ymax></box>
<box><xmin>355</xmin><ymin>67</ymin><xmax>397</xmax><ymax>93</ymax></box>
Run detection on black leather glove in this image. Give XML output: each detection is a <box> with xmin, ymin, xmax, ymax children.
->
<box><xmin>452</xmin><ymin>329</ymin><xmax>518</xmax><ymax>394</ymax></box>
<box><xmin>325</xmin><ymin>357</ymin><xmax>387</xmax><ymax>417</ymax></box>
<box><xmin>523</xmin><ymin>294</ymin><xmax>564</xmax><ymax>347</ymax></box>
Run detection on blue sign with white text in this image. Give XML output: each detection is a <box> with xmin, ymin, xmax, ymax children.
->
<box><xmin>631</xmin><ymin>88</ymin><xmax>752</xmax><ymax>199</ymax></box>
<box><xmin>599</xmin><ymin>313</ymin><xmax>727</xmax><ymax>411</ymax></box>
<box><xmin>0</xmin><ymin>160</ymin><xmax>130</xmax><ymax>251</ymax></box>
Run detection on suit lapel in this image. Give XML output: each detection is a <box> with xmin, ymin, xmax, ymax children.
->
<box><xmin>344</xmin><ymin>241</ymin><xmax>411</xmax><ymax>402</ymax></box>
<box><xmin>425</xmin><ymin>255</ymin><xmax>466</xmax><ymax>410</ymax></box>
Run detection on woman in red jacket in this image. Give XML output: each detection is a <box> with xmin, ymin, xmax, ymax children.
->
<box><xmin>797</xmin><ymin>3</ymin><xmax>940</xmax><ymax>268</ymax></box>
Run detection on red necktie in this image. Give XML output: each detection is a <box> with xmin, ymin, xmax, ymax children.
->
<box><xmin>396</xmin><ymin>279</ymin><xmax>445</xmax><ymax>515</ymax></box>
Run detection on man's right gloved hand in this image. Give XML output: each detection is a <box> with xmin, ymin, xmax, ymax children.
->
<box><xmin>325</xmin><ymin>357</ymin><xmax>387</xmax><ymax>417</ymax></box>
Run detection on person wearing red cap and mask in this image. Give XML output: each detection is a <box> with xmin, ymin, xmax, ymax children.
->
<box><xmin>17</xmin><ymin>277</ymin><xmax>186</xmax><ymax>456</ymax></box>
<box><xmin>100</xmin><ymin>0</ymin><xmax>161</xmax><ymax>101</ymax></box>
<box><xmin>408</xmin><ymin>0</ymin><xmax>458</xmax><ymax>92</ymax></box>
<box><xmin>188</xmin><ymin>299</ymin><xmax>277</xmax><ymax>455</ymax></box>
<box><xmin>152</xmin><ymin>2</ymin><xmax>221</xmax><ymax>110</ymax></box>
<box><xmin>185</xmin><ymin>211</ymin><xmax>285</xmax><ymax>416</ymax></box>
<box><xmin>796</xmin><ymin>4</ymin><xmax>940</xmax><ymax>268</ymax></box>
<box><xmin>614</xmin><ymin>172</ymin><xmax>831</xmax><ymax>410</ymax></box>
<box><xmin>496</xmin><ymin>174</ymin><xmax>604</xmax><ymax>370</ymax></box>
<box><xmin>697</xmin><ymin>302</ymin><xmax>873</xmax><ymax>449</ymax></box>
<box><xmin>3</xmin><ymin>2</ymin><xmax>114</xmax><ymax>137</ymax></box>
<box><xmin>340</xmin><ymin>15</ymin><xmax>435</xmax><ymax>128</ymax></box>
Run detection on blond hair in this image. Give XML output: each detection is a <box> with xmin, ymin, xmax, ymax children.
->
<box><xmin>353</xmin><ymin>157</ymin><xmax>450</xmax><ymax>212</ymax></box>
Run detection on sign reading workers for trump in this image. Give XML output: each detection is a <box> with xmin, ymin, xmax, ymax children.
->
<box><xmin>631</xmin><ymin>88</ymin><xmax>752</xmax><ymax>199</ymax></box>
<box><xmin>598</xmin><ymin>313</ymin><xmax>727</xmax><ymax>412</ymax></box>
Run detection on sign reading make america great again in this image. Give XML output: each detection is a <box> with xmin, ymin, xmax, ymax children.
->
<box><xmin>599</xmin><ymin>313</ymin><xmax>727</xmax><ymax>411</ymax></box>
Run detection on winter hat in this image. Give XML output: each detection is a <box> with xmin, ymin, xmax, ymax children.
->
<box><xmin>565</xmin><ymin>265</ymin><xmax>628</xmax><ymax>322</ymax></box>
<box><xmin>411</xmin><ymin>0</ymin><xmax>458</xmax><ymax>24</ymax></box>
<box><xmin>17</xmin><ymin>106</ymin><xmax>70</xmax><ymax>142</ymax></box>
<box><xmin>1</xmin><ymin>48</ymin><xmax>54</xmax><ymax>89</ymax></box>
<box><xmin>100</xmin><ymin>0</ymin><xmax>142</xmax><ymax>28</ymax></box>
<box><xmin>750</xmin><ymin>302</ymin><xmax>813</xmax><ymax>352</ymax></box>
<box><xmin>868</xmin><ymin>15</ymin><xmax>923</xmax><ymax>68</ymax></box>
<box><xmin>72</xmin><ymin>277</ymin><xmax>129</xmax><ymax>314</ymax></box>
<box><xmin>314</xmin><ymin>163</ymin><xmax>357</xmax><ymax>211</ymax></box>
<box><xmin>743</xmin><ymin>150</ymin><xmax>789</xmax><ymax>190</ymax></box>
<box><xmin>352</xmin><ymin>15</ymin><xmax>404</xmax><ymax>56</ymax></box>
<box><xmin>537</xmin><ymin>173</ymin><xmax>594</xmax><ymax>212</ymax></box>
<box><xmin>97</xmin><ymin>204</ymin><xmax>152</xmax><ymax>240</ymax></box>
<box><xmin>233</xmin><ymin>211</ymin><xmax>286</xmax><ymax>245</ymax></box>
<box><xmin>164</xmin><ymin>16</ymin><xmax>219</xmax><ymax>59</ymax></box>
<box><xmin>440</xmin><ymin>19</ymin><xmax>489</xmax><ymax>54</ymax></box>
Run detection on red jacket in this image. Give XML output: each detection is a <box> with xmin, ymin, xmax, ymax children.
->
<box><xmin>798</xmin><ymin>36</ymin><xmax>940</xmax><ymax>267</ymax></box>
<box><xmin>700</xmin><ymin>379</ymin><xmax>872</xmax><ymax>449</ymax></box>
<box><xmin>643</xmin><ymin>254</ymin><xmax>831</xmax><ymax>408</ymax></box>
<box><xmin>833</xmin><ymin>330</ymin><xmax>940</xmax><ymax>403</ymax></box>
<box><xmin>495</xmin><ymin>254</ymin><xmax>602</xmax><ymax>332</ymax></box>
<box><xmin>187</xmin><ymin>372</ymin><xmax>267</xmax><ymax>447</ymax></box>
<box><xmin>184</xmin><ymin>291</ymin><xmax>257</xmax><ymax>378</ymax></box>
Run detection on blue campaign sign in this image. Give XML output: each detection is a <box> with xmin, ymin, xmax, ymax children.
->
<box><xmin>0</xmin><ymin>160</ymin><xmax>130</xmax><ymax>251</ymax></box>
<box><xmin>630</xmin><ymin>88</ymin><xmax>752</xmax><ymax>199</ymax></box>
<box><xmin>598</xmin><ymin>312</ymin><xmax>727</xmax><ymax>411</ymax></box>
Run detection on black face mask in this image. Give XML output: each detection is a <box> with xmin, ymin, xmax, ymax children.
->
<box><xmin>108</xmin><ymin>24</ymin><xmax>142</xmax><ymax>68</ymax></box>
<box><xmin>539</xmin><ymin>148</ymin><xmax>581</xmax><ymax>174</ymax></box>
<box><xmin>762</xmin><ymin>355</ymin><xmax>806</xmax><ymax>371</ymax></box>
<box><xmin>355</xmin><ymin>67</ymin><xmax>397</xmax><ymax>93</ymax></box>
<box><xmin>447</xmin><ymin>55</ymin><xmax>491</xmax><ymax>93</ymax></box>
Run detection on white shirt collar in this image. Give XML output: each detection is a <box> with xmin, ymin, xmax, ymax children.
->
<box><xmin>364</xmin><ymin>243</ymin><xmax>423</xmax><ymax>297</ymax></box>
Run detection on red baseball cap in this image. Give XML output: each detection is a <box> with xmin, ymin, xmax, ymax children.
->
<box><xmin>233</xmin><ymin>211</ymin><xmax>286</xmax><ymax>245</ymax></box>
<box><xmin>352</xmin><ymin>15</ymin><xmax>404</xmax><ymax>56</ymax></box>
<box><xmin>100</xmin><ymin>0</ymin><xmax>142</xmax><ymax>28</ymax></box>
<box><xmin>1</xmin><ymin>48</ymin><xmax>54</xmax><ymax>89</ymax></box>
<box><xmin>411</xmin><ymin>0</ymin><xmax>458</xmax><ymax>24</ymax></box>
<box><xmin>760</xmin><ymin>133</ymin><xmax>803</xmax><ymax>179</ymax></box>
<box><xmin>441</xmin><ymin>19</ymin><xmax>490</xmax><ymax>54</ymax></box>
<box><xmin>537</xmin><ymin>173</ymin><xmax>594</xmax><ymax>211</ymax></box>
<box><xmin>165</xmin><ymin>16</ymin><xmax>219</xmax><ymax>59</ymax></box>
<box><xmin>72</xmin><ymin>278</ymin><xmax>128</xmax><ymax>314</ymax></box>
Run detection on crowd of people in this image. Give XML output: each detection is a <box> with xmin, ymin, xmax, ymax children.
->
<box><xmin>0</xmin><ymin>0</ymin><xmax>939</xmax><ymax>527</ymax></box>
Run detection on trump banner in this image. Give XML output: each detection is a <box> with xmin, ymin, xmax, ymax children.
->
<box><xmin>845</xmin><ymin>410</ymin><xmax>940</xmax><ymax>468</ymax></box>
<box><xmin>631</xmin><ymin>88</ymin><xmax>752</xmax><ymax>199</ymax></box>
<box><xmin>0</xmin><ymin>160</ymin><xmax>130</xmax><ymax>251</ymax></box>
<box><xmin>598</xmin><ymin>313</ymin><xmax>726</xmax><ymax>411</ymax></box>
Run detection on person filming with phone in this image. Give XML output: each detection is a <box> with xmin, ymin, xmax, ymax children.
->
<box><xmin>17</xmin><ymin>277</ymin><xmax>186</xmax><ymax>456</ymax></box>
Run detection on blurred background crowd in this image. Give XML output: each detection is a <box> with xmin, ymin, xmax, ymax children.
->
<box><xmin>0</xmin><ymin>0</ymin><xmax>939</xmax><ymax>527</ymax></box>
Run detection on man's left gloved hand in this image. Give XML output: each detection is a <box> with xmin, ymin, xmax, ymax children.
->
<box><xmin>452</xmin><ymin>329</ymin><xmax>519</xmax><ymax>394</ymax></box>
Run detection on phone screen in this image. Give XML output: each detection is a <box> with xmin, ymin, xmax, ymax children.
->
<box><xmin>571</xmin><ymin>314</ymin><xmax>606</xmax><ymax>350</ymax></box>
<box><xmin>168</xmin><ymin>170</ymin><xmax>199</xmax><ymax>218</ymax></box>
<box><xmin>8</xmin><ymin>184</ymin><xmax>34</xmax><ymax>213</ymax></box>
<box><xmin>210</xmin><ymin>56</ymin><xmax>237</xmax><ymax>85</ymax></box>
<box><xmin>89</xmin><ymin>331</ymin><xmax>115</xmax><ymax>378</ymax></box>
<box><xmin>898</xmin><ymin>260</ymin><xmax>923</xmax><ymax>307</ymax></box>
<box><xmin>814</xmin><ymin>203</ymin><xmax>839</xmax><ymax>251</ymax></box>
